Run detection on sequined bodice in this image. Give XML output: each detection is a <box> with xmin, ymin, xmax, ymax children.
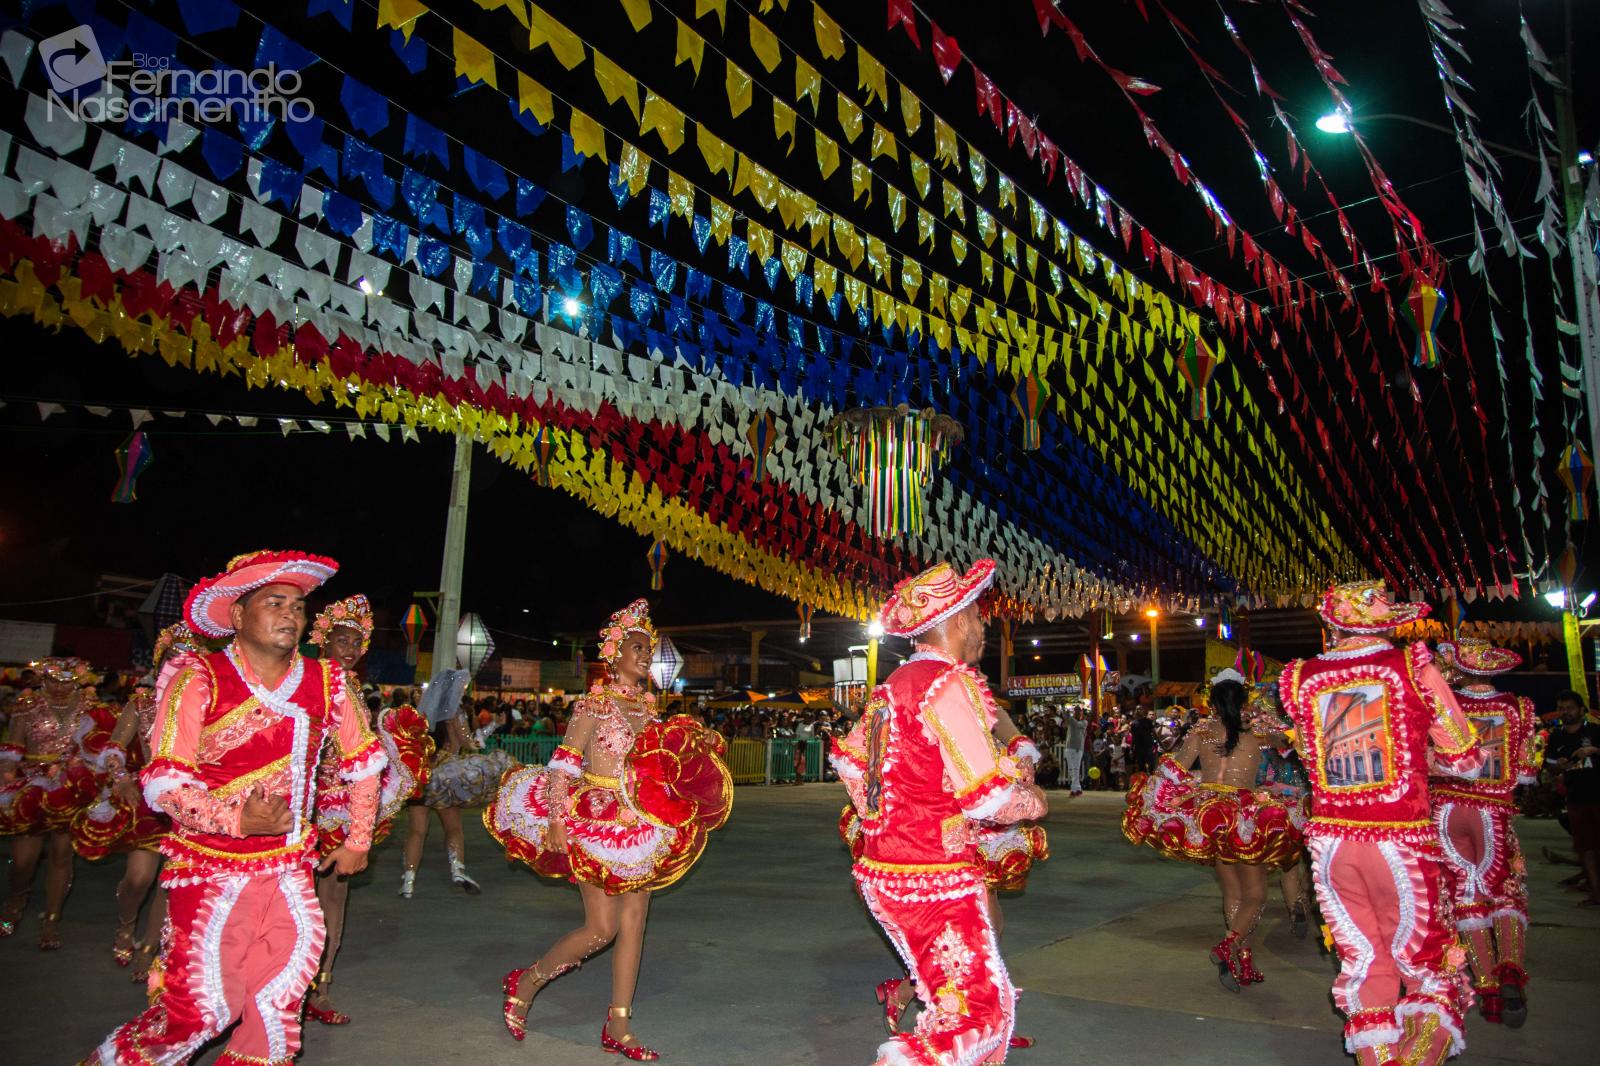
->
<box><xmin>579</xmin><ymin>687</ymin><xmax>656</xmax><ymax>778</ymax></box>
<box><xmin>129</xmin><ymin>690</ymin><xmax>157</xmax><ymax>760</ymax></box>
<box><xmin>21</xmin><ymin>697</ymin><xmax>88</xmax><ymax>758</ymax></box>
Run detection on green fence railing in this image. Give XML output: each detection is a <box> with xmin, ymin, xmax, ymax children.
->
<box><xmin>484</xmin><ymin>735</ymin><xmax>559</xmax><ymax>765</ymax></box>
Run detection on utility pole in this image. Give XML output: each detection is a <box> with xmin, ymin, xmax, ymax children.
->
<box><xmin>1554</xmin><ymin>23</ymin><xmax>1600</xmax><ymax>475</ymax></box>
<box><xmin>430</xmin><ymin>433</ymin><xmax>473</xmax><ymax>673</ymax></box>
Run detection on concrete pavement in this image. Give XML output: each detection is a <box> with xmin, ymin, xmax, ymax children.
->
<box><xmin>0</xmin><ymin>789</ymin><xmax>1591</xmax><ymax>1064</ymax></box>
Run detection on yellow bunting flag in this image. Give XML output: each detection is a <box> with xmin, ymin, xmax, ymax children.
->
<box><xmin>569</xmin><ymin>109</ymin><xmax>608</xmax><ymax>163</ymax></box>
<box><xmin>886</xmin><ymin>187</ymin><xmax>906</xmax><ymax>231</ymax></box>
<box><xmin>933</xmin><ymin>116</ymin><xmax>958</xmax><ymax>169</ymax></box>
<box><xmin>528</xmin><ymin>5</ymin><xmax>585</xmax><ymax>69</ymax></box>
<box><xmin>725</xmin><ymin>59</ymin><xmax>753</xmax><ymax>117</ymax></box>
<box><xmin>908</xmin><ymin>153</ymin><xmax>930</xmax><ymax>198</ymax></box>
<box><xmin>675</xmin><ymin>19</ymin><xmax>705</xmax><ymax>80</ymax></box>
<box><xmin>696</xmin><ymin>0</ymin><xmax>727</xmax><ymax>32</ymax></box>
<box><xmin>698</xmin><ymin>125</ymin><xmax>734</xmax><ymax>180</ymax></box>
<box><xmin>617</xmin><ymin>0</ymin><xmax>651</xmax><ymax>31</ymax></box>
<box><xmin>917</xmin><ymin>207</ymin><xmax>934</xmax><ymax>248</ymax></box>
<box><xmin>639</xmin><ymin>92</ymin><xmax>685</xmax><ymax>153</ymax></box>
<box><xmin>667</xmin><ymin>171</ymin><xmax>694</xmax><ymax>219</ymax></box>
<box><xmin>748</xmin><ymin>13</ymin><xmax>781</xmax><ymax>73</ymax></box>
<box><xmin>772</xmin><ymin>98</ymin><xmax>797</xmax><ymax>153</ymax></box>
<box><xmin>377</xmin><ymin>0</ymin><xmax>428</xmax><ymax>41</ymax></box>
<box><xmin>453</xmin><ymin>27</ymin><xmax>496</xmax><ymax>89</ymax></box>
<box><xmin>836</xmin><ymin>95</ymin><xmax>864</xmax><ymax>143</ymax></box>
<box><xmin>476</xmin><ymin>0</ymin><xmax>528</xmax><ymax>27</ymax></box>
<box><xmin>813</xmin><ymin>3</ymin><xmax>845</xmax><ymax>59</ymax></box>
<box><xmin>814</xmin><ymin>261</ymin><xmax>838</xmax><ymax>301</ymax></box>
<box><xmin>857</xmin><ymin>46</ymin><xmax>888</xmax><ymax>106</ymax></box>
<box><xmin>516</xmin><ymin>72</ymin><xmax>553</xmax><ymax>126</ymax></box>
<box><xmin>617</xmin><ymin>144</ymin><xmax>651</xmax><ymax>196</ymax></box>
<box><xmin>870</xmin><ymin>123</ymin><xmax>897</xmax><ymax>163</ymax></box>
<box><xmin>709</xmin><ymin>198</ymin><xmax>733</xmax><ymax>243</ymax></box>
<box><xmin>592</xmin><ymin>51</ymin><xmax>641</xmax><ymax>122</ymax></box>
<box><xmin>815</xmin><ymin>130</ymin><xmax>840</xmax><ymax>179</ymax></box>
<box><xmin>899</xmin><ymin>83</ymin><xmax>921</xmax><ymax>137</ymax></box>
<box><xmin>794</xmin><ymin>57</ymin><xmax>821</xmax><ymax>114</ymax></box>
<box><xmin>747</xmin><ymin>221</ymin><xmax>774</xmax><ymax>264</ymax></box>
<box><xmin>851</xmin><ymin>160</ymin><xmax>872</xmax><ymax>205</ymax></box>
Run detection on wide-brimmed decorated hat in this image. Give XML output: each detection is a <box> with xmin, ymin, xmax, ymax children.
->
<box><xmin>184</xmin><ymin>549</ymin><xmax>339</xmax><ymax>638</ymax></box>
<box><xmin>32</xmin><ymin>656</ymin><xmax>98</xmax><ymax>685</ymax></box>
<box><xmin>1319</xmin><ymin>579</ymin><xmax>1429</xmax><ymax>635</ymax></box>
<box><xmin>879</xmin><ymin>558</ymin><xmax>996</xmax><ymax>638</ymax></box>
<box><xmin>600</xmin><ymin>599</ymin><xmax>657</xmax><ymax>666</ymax></box>
<box><xmin>310</xmin><ymin>594</ymin><xmax>374</xmax><ymax>654</ymax></box>
<box><xmin>1453</xmin><ymin>637</ymin><xmax>1522</xmax><ymax>676</ymax></box>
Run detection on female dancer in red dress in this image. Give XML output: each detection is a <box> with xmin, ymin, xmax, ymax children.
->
<box><xmin>0</xmin><ymin>656</ymin><xmax>118</xmax><ymax>949</ymax></box>
<box><xmin>486</xmin><ymin>599</ymin><xmax>732</xmax><ymax>1060</ymax></box>
<box><xmin>73</xmin><ymin>624</ymin><xmax>209</xmax><ymax>982</ymax></box>
<box><xmin>1123</xmin><ymin>671</ymin><xmax>1308</xmax><ymax>990</ymax></box>
<box><xmin>305</xmin><ymin>594</ymin><xmax>429</xmax><ymax>1025</ymax></box>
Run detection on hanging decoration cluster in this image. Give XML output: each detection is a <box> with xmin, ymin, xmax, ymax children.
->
<box><xmin>1557</xmin><ymin>443</ymin><xmax>1593</xmax><ymax>522</ymax></box>
<box><xmin>110</xmin><ymin>430</ymin><xmax>153</xmax><ymax>503</ymax></box>
<box><xmin>647</xmin><ymin>538</ymin><xmax>669</xmax><ymax>590</ymax></box>
<box><xmin>1009</xmin><ymin>371</ymin><xmax>1049</xmax><ymax>451</ymax></box>
<box><xmin>1177</xmin><ymin>333</ymin><xmax>1222</xmax><ymax>421</ymax></box>
<box><xmin>796</xmin><ymin>601</ymin><xmax>814</xmax><ymax>642</ymax></box>
<box><xmin>827</xmin><ymin>406</ymin><xmax>962</xmax><ymax>538</ymax></box>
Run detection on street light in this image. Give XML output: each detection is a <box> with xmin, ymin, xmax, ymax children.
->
<box><xmin>865</xmin><ymin>618</ymin><xmax>884</xmax><ymax>689</ymax></box>
<box><xmin>1315</xmin><ymin>110</ymin><xmax>1540</xmax><ymax>162</ymax></box>
<box><xmin>1144</xmin><ymin>607</ymin><xmax>1161</xmax><ymax>705</ymax></box>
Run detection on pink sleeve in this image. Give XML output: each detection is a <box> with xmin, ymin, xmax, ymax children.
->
<box><xmin>1415</xmin><ymin>656</ymin><xmax>1484</xmax><ymax>777</ymax></box>
<box><xmin>342</xmin><ymin>774</ymin><xmax>380</xmax><ymax>851</ymax></box>
<box><xmin>922</xmin><ymin>670</ymin><xmax>1045</xmax><ymax>824</ymax></box>
<box><xmin>141</xmin><ymin>655</ymin><xmax>244</xmax><ymax>837</ymax></box>
<box><xmin>1515</xmin><ymin>697</ymin><xmax>1542</xmax><ymax>785</ymax></box>
<box><xmin>333</xmin><ymin>670</ymin><xmax>386</xmax><ymax>783</ymax></box>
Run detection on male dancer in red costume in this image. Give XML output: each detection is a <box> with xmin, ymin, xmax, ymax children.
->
<box><xmin>1280</xmin><ymin>581</ymin><xmax>1483</xmax><ymax>1066</ymax></box>
<box><xmin>1430</xmin><ymin>639</ymin><xmax>1539</xmax><ymax>1028</ymax></box>
<box><xmin>833</xmin><ymin>559</ymin><xmax>1047</xmax><ymax>1065</ymax></box>
<box><xmin>84</xmin><ymin>550</ymin><xmax>386</xmax><ymax>1066</ymax></box>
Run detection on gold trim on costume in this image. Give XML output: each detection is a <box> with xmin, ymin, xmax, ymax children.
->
<box><xmin>214</xmin><ymin>755</ymin><xmax>291</xmax><ymax>797</ymax></box>
<box><xmin>156</xmin><ymin>662</ymin><xmax>209</xmax><ymax>759</ymax></box>
<box><xmin>856</xmin><ymin>857</ymin><xmax>974</xmax><ymax>875</ymax></box>
<box><xmin>199</xmin><ymin>696</ymin><xmax>261</xmax><ymax>740</ymax></box>
<box><xmin>582</xmin><ymin>770</ymin><xmax>622</xmax><ymax>788</ymax></box>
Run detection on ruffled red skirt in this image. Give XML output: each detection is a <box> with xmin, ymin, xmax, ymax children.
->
<box><xmin>1122</xmin><ymin>770</ymin><xmax>1307</xmax><ymax>868</ymax></box>
<box><xmin>838</xmin><ymin>805</ymin><xmax>1048</xmax><ymax>891</ymax></box>
<box><xmin>0</xmin><ymin>761</ymin><xmax>100</xmax><ymax>836</ymax></box>
<box><xmin>485</xmin><ymin>715</ymin><xmax>732</xmax><ymax>894</ymax></box>
<box><xmin>70</xmin><ymin>785</ymin><xmax>168</xmax><ymax>859</ymax></box>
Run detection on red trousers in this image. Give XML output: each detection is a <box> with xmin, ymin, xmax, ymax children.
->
<box><xmin>1435</xmin><ymin>800</ymin><xmax>1527</xmax><ymax>985</ymax></box>
<box><xmin>1309</xmin><ymin>837</ymin><xmax>1468</xmax><ymax>1063</ymax></box>
<box><xmin>90</xmin><ymin>867</ymin><xmax>325</xmax><ymax>1066</ymax></box>
<box><xmin>854</xmin><ymin>863</ymin><xmax>1014</xmax><ymax>1066</ymax></box>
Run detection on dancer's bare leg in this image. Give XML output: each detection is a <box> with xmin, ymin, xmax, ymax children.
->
<box><xmin>403</xmin><ymin>804</ymin><xmax>428</xmax><ymax>873</ymax></box>
<box><xmin>510</xmin><ymin>880</ymin><xmax>620</xmax><ymax>1025</ymax></box>
<box><xmin>309</xmin><ymin>872</ymin><xmax>351</xmax><ymax>1013</ymax></box>
<box><xmin>3</xmin><ymin>833</ymin><xmax>43</xmax><ymax>932</ymax></box>
<box><xmin>39</xmin><ymin>831</ymin><xmax>73</xmax><ymax>944</ymax></box>
<box><xmin>1215</xmin><ymin>863</ymin><xmax>1242</xmax><ymax>931</ymax></box>
<box><xmin>606</xmin><ymin>890</ymin><xmax>653</xmax><ymax>1046</ymax></box>
<box><xmin>114</xmin><ymin>848</ymin><xmax>160</xmax><ymax>956</ymax></box>
<box><xmin>1232</xmin><ymin>864</ymin><xmax>1268</xmax><ymax>948</ymax></box>
<box><xmin>439</xmin><ymin>806</ymin><xmax>465</xmax><ymax>862</ymax></box>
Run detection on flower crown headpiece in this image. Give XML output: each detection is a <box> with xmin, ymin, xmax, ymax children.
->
<box><xmin>33</xmin><ymin>657</ymin><xmax>98</xmax><ymax>685</ymax></box>
<box><xmin>599</xmin><ymin>598</ymin><xmax>656</xmax><ymax>667</ymax></box>
<box><xmin>153</xmin><ymin>622</ymin><xmax>207</xmax><ymax>667</ymax></box>
<box><xmin>310</xmin><ymin>594</ymin><xmax>374</xmax><ymax>655</ymax></box>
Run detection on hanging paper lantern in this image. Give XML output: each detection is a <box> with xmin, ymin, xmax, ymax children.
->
<box><xmin>1557</xmin><ymin>442</ymin><xmax>1593</xmax><ymax>521</ymax></box>
<box><xmin>1234</xmin><ymin>647</ymin><xmax>1266</xmax><ymax>683</ymax></box>
<box><xmin>827</xmin><ymin>405</ymin><xmax>964</xmax><ymax>538</ymax></box>
<box><xmin>646</xmin><ymin>538</ymin><xmax>668</xmax><ymax>590</ymax></box>
<box><xmin>111</xmin><ymin>431</ymin><xmax>154</xmax><ymax>503</ymax></box>
<box><xmin>747</xmin><ymin>411</ymin><xmax>779</xmax><ymax>481</ymax></box>
<box><xmin>1444</xmin><ymin>595</ymin><xmax>1464</xmax><ymax>640</ymax></box>
<box><xmin>1402</xmin><ymin>280</ymin><xmax>1449</xmax><ymax>369</ymax></box>
<box><xmin>401</xmin><ymin>603</ymin><xmax>429</xmax><ymax>666</ymax></box>
<box><xmin>530</xmin><ymin>425</ymin><xmax>554</xmax><ymax>487</ymax></box>
<box><xmin>455</xmin><ymin>612</ymin><xmax>495</xmax><ymax>676</ymax></box>
<box><xmin>1009</xmin><ymin>370</ymin><xmax>1050</xmax><ymax>451</ymax></box>
<box><xmin>1177</xmin><ymin>332</ymin><xmax>1221</xmax><ymax>420</ymax></box>
<box><xmin>1216</xmin><ymin>602</ymin><xmax>1234</xmax><ymax>641</ymax></box>
<box><xmin>649</xmin><ymin>633</ymin><xmax>682</xmax><ymax>690</ymax></box>
<box><xmin>797</xmin><ymin>602</ymin><xmax>815</xmax><ymax>642</ymax></box>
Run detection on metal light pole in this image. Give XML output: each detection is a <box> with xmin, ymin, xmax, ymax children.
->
<box><xmin>430</xmin><ymin>433</ymin><xmax>473</xmax><ymax>672</ymax></box>
<box><xmin>1145</xmin><ymin>607</ymin><xmax>1161</xmax><ymax>707</ymax></box>
<box><xmin>1553</xmin><ymin>43</ymin><xmax>1600</xmax><ymax>474</ymax></box>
